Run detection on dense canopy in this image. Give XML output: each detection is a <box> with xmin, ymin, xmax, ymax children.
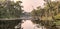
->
<box><xmin>0</xmin><ymin>0</ymin><xmax>23</xmax><ymax>18</ymax></box>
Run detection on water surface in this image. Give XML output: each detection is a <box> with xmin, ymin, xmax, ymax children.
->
<box><xmin>22</xmin><ymin>20</ymin><xmax>46</xmax><ymax>29</ymax></box>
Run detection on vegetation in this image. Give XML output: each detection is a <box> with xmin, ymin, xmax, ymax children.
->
<box><xmin>0</xmin><ymin>0</ymin><xmax>23</xmax><ymax>29</ymax></box>
<box><xmin>31</xmin><ymin>0</ymin><xmax>60</xmax><ymax>29</ymax></box>
<box><xmin>0</xmin><ymin>0</ymin><xmax>23</xmax><ymax>18</ymax></box>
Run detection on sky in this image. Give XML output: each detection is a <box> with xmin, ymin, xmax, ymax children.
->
<box><xmin>12</xmin><ymin>0</ymin><xmax>44</xmax><ymax>12</ymax></box>
<box><xmin>22</xmin><ymin>0</ymin><xmax>45</xmax><ymax>12</ymax></box>
<box><xmin>22</xmin><ymin>0</ymin><xmax>59</xmax><ymax>12</ymax></box>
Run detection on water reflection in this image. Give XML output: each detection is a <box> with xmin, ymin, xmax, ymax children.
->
<box><xmin>22</xmin><ymin>20</ymin><xmax>34</xmax><ymax>29</ymax></box>
<box><xmin>21</xmin><ymin>20</ymin><xmax>46</xmax><ymax>29</ymax></box>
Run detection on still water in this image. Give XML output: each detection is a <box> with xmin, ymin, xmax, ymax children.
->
<box><xmin>21</xmin><ymin>20</ymin><xmax>46</xmax><ymax>29</ymax></box>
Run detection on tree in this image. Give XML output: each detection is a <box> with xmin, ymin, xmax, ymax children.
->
<box><xmin>31</xmin><ymin>0</ymin><xmax>60</xmax><ymax>29</ymax></box>
<box><xmin>0</xmin><ymin>0</ymin><xmax>23</xmax><ymax>18</ymax></box>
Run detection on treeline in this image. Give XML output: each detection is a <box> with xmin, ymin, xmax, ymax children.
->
<box><xmin>31</xmin><ymin>0</ymin><xmax>60</xmax><ymax>20</ymax></box>
<box><xmin>0</xmin><ymin>0</ymin><xmax>23</xmax><ymax>18</ymax></box>
<box><xmin>31</xmin><ymin>0</ymin><xmax>60</xmax><ymax>29</ymax></box>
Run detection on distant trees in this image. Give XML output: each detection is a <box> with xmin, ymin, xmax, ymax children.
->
<box><xmin>0</xmin><ymin>0</ymin><xmax>23</xmax><ymax>18</ymax></box>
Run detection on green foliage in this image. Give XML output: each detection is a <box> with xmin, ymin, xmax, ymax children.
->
<box><xmin>55</xmin><ymin>21</ymin><xmax>60</xmax><ymax>25</ymax></box>
<box><xmin>31</xmin><ymin>9</ymin><xmax>41</xmax><ymax>16</ymax></box>
<box><xmin>0</xmin><ymin>1</ymin><xmax>23</xmax><ymax>18</ymax></box>
<box><xmin>54</xmin><ymin>14</ymin><xmax>60</xmax><ymax>19</ymax></box>
<box><xmin>31</xmin><ymin>1</ymin><xmax>60</xmax><ymax>20</ymax></box>
<box><xmin>31</xmin><ymin>0</ymin><xmax>60</xmax><ymax>29</ymax></box>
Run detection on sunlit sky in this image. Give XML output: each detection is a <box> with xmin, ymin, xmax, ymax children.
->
<box><xmin>13</xmin><ymin>0</ymin><xmax>45</xmax><ymax>12</ymax></box>
<box><xmin>22</xmin><ymin>0</ymin><xmax>45</xmax><ymax>12</ymax></box>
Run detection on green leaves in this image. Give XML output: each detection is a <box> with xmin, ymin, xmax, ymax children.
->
<box><xmin>31</xmin><ymin>1</ymin><xmax>60</xmax><ymax>29</ymax></box>
<box><xmin>0</xmin><ymin>1</ymin><xmax>23</xmax><ymax>18</ymax></box>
